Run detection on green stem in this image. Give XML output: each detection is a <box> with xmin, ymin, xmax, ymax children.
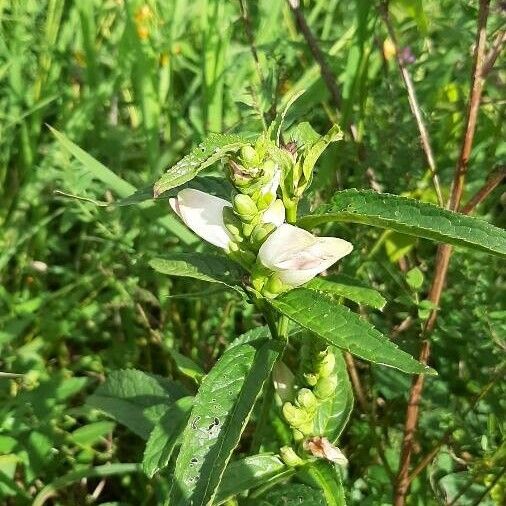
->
<box><xmin>285</xmin><ymin>200</ymin><xmax>299</xmax><ymax>224</ymax></box>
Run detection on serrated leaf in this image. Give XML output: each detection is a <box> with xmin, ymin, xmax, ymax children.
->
<box><xmin>307</xmin><ymin>275</ymin><xmax>387</xmax><ymax>310</ymax></box>
<box><xmin>313</xmin><ymin>350</ymin><xmax>353</xmax><ymax>441</ymax></box>
<box><xmin>87</xmin><ymin>369</ymin><xmax>186</xmax><ymax>439</ymax></box>
<box><xmin>256</xmin><ymin>483</ymin><xmax>327</xmax><ymax>506</ymax></box>
<box><xmin>270</xmin><ymin>288</ymin><xmax>434</xmax><ymax>375</ymax></box>
<box><xmin>169</xmin><ymin>339</ymin><xmax>282</xmax><ymax>506</ymax></box>
<box><xmin>142</xmin><ymin>396</ymin><xmax>193</xmax><ymax>478</ymax></box>
<box><xmin>149</xmin><ymin>253</ymin><xmax>246</xmax><ymax>295</ymax></box>
<box><xmin>215</xmin><ymin>454</ymin><xmax>293</xmax><ymax>505</ymax></box>
<box><xmin>299</xmin><ymin>190</ymin><xmax>506</xmax><ymax>258</ymax></box>
<box><xmin>153</xmin><ymin>134</ymin><xmax>249</xmax><ymax>196</ymax></box>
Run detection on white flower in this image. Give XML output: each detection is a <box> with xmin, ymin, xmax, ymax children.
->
<box><xmin>258</xmin><ymin>224</ymin><xmax>353</xmax><ymax>287</ymax></box>
<box><xmin>272</xmin><ymin>361</ymin><xmax>295</xmax><ymax>403</ymax></box>
<box><xmin>169</xmin><ymin>189</ymin><xmax>233</xmax><ymax>249</ymax></box>
<box><xmin>262</xmin><ymin>199</ymin><xmax>285</xmax><ymax>227</ymax></box>
<box><xmin>261</xmin><ymin>168</ymin><xmax>281</xmax><ymax>199</ymax></box>
<box><xmin>304</xmin><ymin>436</ymin><xmax>348</xmax><ymax>466</ymax></box>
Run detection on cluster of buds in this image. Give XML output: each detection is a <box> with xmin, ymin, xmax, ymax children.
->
<box><xmin>280</xmin><ymin>342</ymin><xmax>338</xmax><ymax>441</ymax></box>
<box><xmin>169</xmin><ymin>138</ymin><xmax>353</xmax><ymax>299</ymax></box>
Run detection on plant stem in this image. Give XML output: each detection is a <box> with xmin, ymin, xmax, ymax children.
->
<box><xmin>394</xmin><ymin>2</ymin><xmax>492</xmax><ymax>504</ymax></box>
<box><xmin>285</xmin><ymin>200</ymin><xmax>298</xmax><ymax>224</ymax></box>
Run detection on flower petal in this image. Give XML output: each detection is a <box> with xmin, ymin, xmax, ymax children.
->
<box><xmin>258</xmin><ymin>224</ymin><xmax>353</xmax><ymax>287</ymax></box>
<box><xmin>171</xmin><ymin>189</ymin><xmax>233</xmax><ymax>249</ymax></box>
<box><xmin>262</xmin><ymin>199</ymin><xmax>285</xmax><ymax>227</ymax></box>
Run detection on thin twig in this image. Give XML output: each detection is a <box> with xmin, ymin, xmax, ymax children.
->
<box><xmin>286</xmin><ymin>0</ymin><xmax>361</xmax><ymax>146</ymax></box>
<box><xmin>482</xmin><ymin>30</ymin><xmax>506</xmax><ymax>77</ymax></box>
<box><xmin>344</xmin><ymin>351</ymin><xmax>369</xmax><ymax>412</ymax></box>
<box><xmin>394</xmin><ymin>2</ymin><xmax>492</xmax><ymax>504</ymax></box>
<box><xmin>461</xmin><ymin>165</ymin><xmax>505</xmax><ymax>214</ymax></box>
<box><xmin>379</xmin><ymin>1</ymin><xmax>444</xmax><ymax>207</ymax></box>
<box><xmin>469</xmin><ymin>466</ymin><xmax>506</xmax><ymax>506</ymax></box>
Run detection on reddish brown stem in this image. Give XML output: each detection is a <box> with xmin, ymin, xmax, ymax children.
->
<box><xmin>344</xmin><ymin>351</ymin><xmax>369</xmax><ymax>412</ymax></box>
<box><xmin>394</xmin><ymin>2</ymin><xmax>492</xmax><ymax>504</ymax></box>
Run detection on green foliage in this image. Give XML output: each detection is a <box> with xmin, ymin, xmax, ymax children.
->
<box><xmin>1</xmin><ymin>0</ymin><xmax>504</xmax><ymax>505</ymax></box>
<box><xmin>300</xmin><ymin>190</ymin><xmax>506</xmax><ymax>258</ymax></box>
<box><xmin>270</xmin><ymin>288</ymin><xmax>434</xmax><ymax>374</ymax></box>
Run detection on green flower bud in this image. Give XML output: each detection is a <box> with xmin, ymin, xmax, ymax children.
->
<box><xmin>233</xmin><ymin>194</ymin><xmax>258</xmax><ymax>219</ymax></box>
<box><xmin>318</xmin><ymin>352</ymin><xmax>336</xmax><ymax>378</ymax></box>
<box><xmin>222</xmin><ymin>207</ymin><xmax>242</xmax><ymax>239</ymax></box>
<box><xmin>297</xmin><ymin>388</ymin><xmax>317</xmax><ymax>412</ymax></box>
<box><xmin>314</xmin><ymin>376</ymin><xmax>338</xmax><ymax>400</ymax></box>
<box><xmin>303</xmin><ymin>372</ymin><xmax>319</xmax><ymax>387</ymax></box>
<box><xmin>242</xmin><ymin>222</ymin><xmax>255</xmax><ymax>237</ymax></box>
<box><xmin>228</xmin><ymin>241</ymin><xmax>240</xmax><ymax>253</ymax></box>
<box><xmin>240</xmin><ymin>145</ymin><xmax>259</xmax><ymax>167</ymax></box>
<box><xmin>293</xmin><ymin>429</ymin><xmax>305</xmax><ymax>442</ymax></box>
<box><xmin>251</xmin><ymin>223</ymin><xmax>275</xmax><ymax>244</ymax></box>
<box><xmin>229</xmin><ymin>160</ymin><xmax>252</xmax><ymax>187</ymax></box>
<box><xmin>257</xmin><ymin>191</ymin><xmax>275</xmax><ymax>210</ymax></box>
<box><xmin>279</xmin><ymin>446</ymin><xmax>304</xmax><ymax>467</ymax></box>
<box><xmin>282</xmin><ymin>402</ymin><xmax>312</xmax><ymax>429</ymax></box>
<box><xmin>263</xmin><ymin>273</ymin><xmax>285</xmax><ymax>296</ymax></box>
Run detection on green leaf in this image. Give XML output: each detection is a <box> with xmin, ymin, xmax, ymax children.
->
<box><xmin>256</xmin><ymin>483</ymin><xmax>326</xmax><ymax>506</ymax></box>
<box><xmin>49</xmin><ymin>125</ymin><xmax>135</xmax><ymax>198</ymax></box>
<box><xmin>153</xmin><ymin>133</ymin><xmax>249</xmax><ymax>196</ymax></box>
<box><xmin>142</xmin><ymin>396</ymin><xmax>193</xmax><ymax>478</ymax></box>
<box><xmin>70</xmin><ymin>421</ymin><xmax>116</xmax><ymax>447</ymax></box>
<box><xmin>49</xmin><ymin>126</ymin><xmax>196</xmax><ymax>245</ymax></box>
<box><xmin>313</xmin><ymin>350</ymin><xmax>353</xmax><ymax>441</ymax></box>
<box><xmin>307</xmin><ymin>275</ymin><xmax>387</xmax><ymax>310</ymax></box>
<box><xmin>406</xmin><ymin>267</ymin><xmax>424</xmax><ymax>290</ymax></box>
<box><xmin>270</xmin><ymin>288</ymin><xmax>434</xmax><ymax>375</ymax></box>
<box><xmin>149</xmin><ymin>253</ymin><xmax>246</xmax><ymax>295</ymax></box>
<box><xmin>299</xmin><ymin>461</ymin><xmax>346</xmax><ymax>506</ymax></box>
<box><xmin>215</xmin><ymin>454</ymin><xmax>293</xmax><ymax>504</ymax></box>
<box><xmin>169</xmin><ymin>339</ymin><xmax>282</xmax><ymax>506</ymax></box>
<box><xmin>87</xmin><ymin>369</ymin><xmax>186</xmax><ymax>439</ymax></box>
<box><xmin>299</xmin><ymin>189</ymin><xmax>506</xmax><ymax>258</ymax></box>
<box><xmin>169</xmin><ymin>350</ymin><xmax>205</xmax><ymax>383</ymax></box>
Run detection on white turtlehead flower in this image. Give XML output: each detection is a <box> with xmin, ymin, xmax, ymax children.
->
<box><xmin>261</xmin><ymin>168</ymin><xmax>281</xmax><ymax>199</ymax></box>
<box><xmin>258</xmin><ymin>224</ymin><xmax>353</xmax><ymax>287</ymax></box>
<box><xmin>169</xmin><ymin>189</ymin><xmax>232</xmax><ymax>249</ymax></box>
<box><xmin>262</xmin><ymin>199</ymin><xmax>285</xmax><ymax>227</ymax></box>
<box><xmin>304</xmin><ymin>436</ymin><xmax>348</xmax><ymax>466</ymax></box>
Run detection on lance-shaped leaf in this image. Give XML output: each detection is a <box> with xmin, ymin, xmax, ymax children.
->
<box><xmin>215</xmin><ymin>454</ymin><xmax>293</xmax><ymax>505</ymax></box>
<box><xmin>87</xmin><ymin>369</ymin><xmax>187</xmax><ymax>439</ymax></box>
<box><xmin>169</xmin><ymin>339</ymin><xmax>282</xmax><ymax>506</ymax></box>
<box><xmin>307</xmin><ymin>275</ymin><xmax>387</xmax><ymax>310</ymax></box>
<box><xmin>153</xmin><ymin>133</ymin><xmax>249</xmax><ymax>196</ymax></box>
<box><xmin>290</xmin><ymin>123</ymin><xmax>343</xmax><ymax>181</ymax></box>
<box><xmin>299</xmin><ymin>190</ymin><xmax>506</xmax><ymax>258</ymax></box>
<box><xmin>270</xmin><ymin>288</ymin><xmax>434</xmax><ymax>375</ymax></box>
<box><xmin>256</xmin><ymin>483</ymin><xmax>327</xmax><ymax>506</ymax></box>
<box><xmin>313</xmin><ymin>349</ymin><xmax>353</xmax><ymax>442</ymax></box>
<box><xmin>298</xmin><ymin>461</ymin><xmax>346</xmax><ymax>506</ymax></box>
<box><xmin>142</xmin><ymin>396</ymin><xmax>194</xmax><ymax>478</ymax></box>
<box><xmin>149</xmin><ymin>253</ymin><xmax>246</xmax><ymax>295</ymax></box>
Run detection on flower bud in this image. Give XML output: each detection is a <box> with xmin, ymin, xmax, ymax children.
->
<box><xmin>318</xmin><ymin>352</ymin><xmax>336</xmax><ymax>378</ymax></box>
<box><xmin>240</xmin><ymin>145</ymin><xmax>259</xmax><ymax>167</ymax></box>
<box><xmin>251</xmin><ymin>223</ymin><xmax>276</xmax><ymax>245</ymax></box>
<box><xmin>296</xmin><ymin>388</ymin><xmax>317</xmax><ymax>412</ymax></box>
<box><xmin>314</xmin><ymin>376</ymin><xmax>338</xmax><ymax>399</ymax></box>
<box><xmin>229</xmin><ymin>160</ymin><xmax>253</xmax><ymax>187</ymax></box>
<box><xmin>233</xmin><ymin>194</ymin><xmax>258</xmax><ymax>221</ymax></box>
<box><xmin>303</xmin><ymin>372</ymin><xmax>319</xmax><ymax>387</ymax></box>
<box><xmin>263</xmin><ymin>273</ymin><xmax>285</xmax><ymax>297</ymax></box>
<box><xmin>282</xmin><ymin>402</ymin><xmax>312</xmax><ymax>430</ymax></box>
<box><xmin>280</xmin><ymin>446</ymin><xmax>304</xmax><ymax>467</ymax></box>
<box><xmin>222</xmin><ymin>207</ymin><xmax>243</xmax><ymax>239</ymax></box>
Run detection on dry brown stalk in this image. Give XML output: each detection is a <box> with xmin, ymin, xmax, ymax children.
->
<box><xmin>394</xmin><ymin>1</ymin><xmax>492</xmax><ymax>504</ymax></box>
